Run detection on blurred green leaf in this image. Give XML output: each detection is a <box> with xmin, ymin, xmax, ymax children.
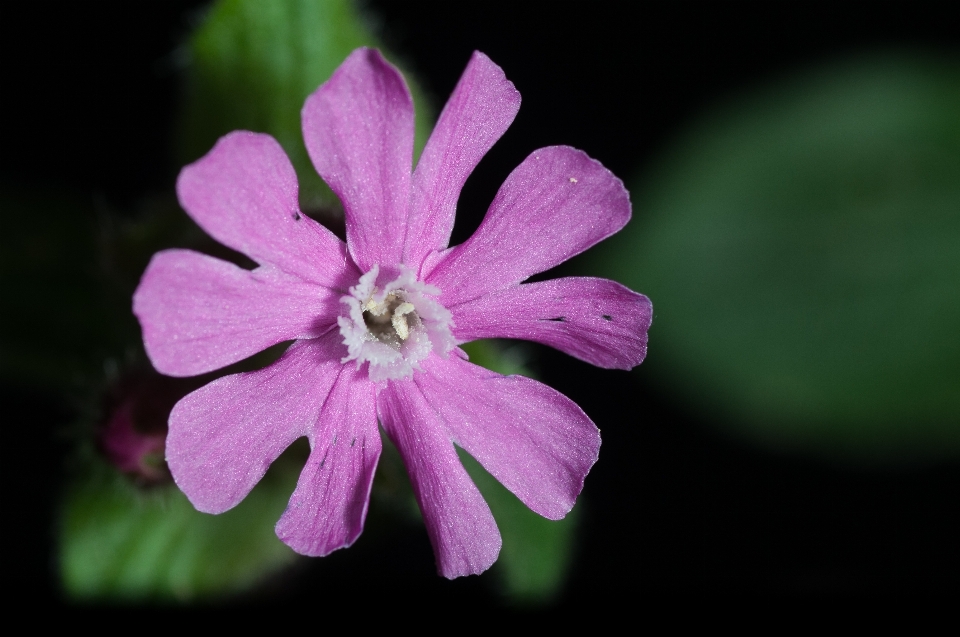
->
<box><xmin>179</xmin><ymin>0</ymin><xmax>432</xmax><ymax>212</ymax></box>
<box><xmin>589</xmin><ymin>52</ymin><xmax>960</xmax><ymax>461</ymax></box>
<box><xmin>458</xmin><ymin>340</ymin><xmax>579</xmax><ymax>603</ymax></box>
<box><xmin>460</xmin><ymin>339</ymin><xmax>535</xmax><ymax>378</ymax></box>
<box><xmin>60</xmin><ymin>445</ymin><xmax>305</xmax><ymax>601</ymax></box>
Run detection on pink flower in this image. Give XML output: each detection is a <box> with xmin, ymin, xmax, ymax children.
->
<box><xmin>133</xmin><ymin>48</ymin><xmax>651</xmax><ymax>578</ymax></box>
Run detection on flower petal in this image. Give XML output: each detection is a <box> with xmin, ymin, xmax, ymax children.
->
<box><xmin>166</xmin><ymin>334</ymin><xmax>344</xmax><ymax>514</ymax></box>
<box><xmin>416</xmin><ymin>355</ymin><xmax>600</xmax><ymax>520</ymax></box>
<box><xmin>378</xmin><ymin>379</ymin><xmax>501</xmax><ymax>578</ymax></box>
<box><xmin>177</xmin><ymin>131</ymin><xmax>355</xmax><ymax>288</ymax></box>
<box><xmin>405</xmin><ymin>51</ymin><xmax>520</xmax><ymax>269</ymax></box>
<box><xmin>275</xmin><ymin>364</ymin><xmax>380</xmax><ymax>556</ymax></box>
<box><xmin>134</xmin><ymin>249</ymin><xmax>341</xmax><ymax>377</ymax></box>
<box><xmin>302</xmin><ymin>48</ymin><xmax>414</xmax><ymax>272</ymax></box>
<box><xmin>451</xmin><ymin>277</ymin><xmax>652</xmax><ymax>370</ymax></box>
<box><xmin>426</xmin><ymin>146</ymin><xmax>631</xmax><ymax>306</ymax></box>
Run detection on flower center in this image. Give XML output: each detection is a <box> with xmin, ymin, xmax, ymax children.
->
<box><xmin>339</xmin><ymin>265</ymin><xmax>454</xmax><ymax>382</ymax></box>
<box><xmin>362</xmin><ymin>292</ymin><xmax>421</xmax><ymax>346</ymax></box>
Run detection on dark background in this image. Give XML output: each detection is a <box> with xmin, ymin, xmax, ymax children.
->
<box><xmin>5</xmin><ymin>1</ymin><xmax>959</xmax><ymax>605</ymax></box>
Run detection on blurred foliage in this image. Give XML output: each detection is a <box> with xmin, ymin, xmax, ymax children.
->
<box><xmin>590</xmin><ymin>52</ymin><xmax>960</xmax><ymax>461</ymax></box>
<box><xmin>178</xmin><ymin>0</ymin><xmax>432</xmax><ymax>213</ymax></box>
<box><xmin>61</xmin><ymin>445</ymin><xmax>305</xmax><ymax>601</ymax></box>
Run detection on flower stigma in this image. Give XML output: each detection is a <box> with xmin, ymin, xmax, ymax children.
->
<box><xmin>339</xmin><ymin>265</ymin><xmax>455</xmax><ymax>382</ymax></box>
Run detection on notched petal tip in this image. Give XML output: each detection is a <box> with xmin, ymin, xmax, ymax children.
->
<box><xmin>416</xmin><ymin>356</ymin><xmax>601</xmax><ymax>521</ymax></box>
<box><xmin>468</xmin><ymin>49</ymin><xmax>521</xmax><ymax>104</ymax></box>
<box><xmin>537</xmin><ymin>144</ymin><xmax>632</xmax><ymax>228</ymax></box>
<box><xmin>405</xmin><ymin>49</ymin><xmax>522</xmax><ymax>268</ymax></box>
<box><xmin>428</xmin><ymin>144</ymin><xmax>633</xmax><ymax>306</ymax></box>
<box><xmin>175</xmin><ymin>131</ymin><xmax>300</xmax><ymax>260</ymax></box>
<box><xmin>165</xmin><ymin>336</ymin><xmax>344</xmax><ymax>515</ymax></box>
<box><xmin>174</xmin><ymin>131</ymin><xmax>352</xmax><ymax>288</ymax></box>
<box><xmin>452</xmin><ymin>277</ymin><xmax>652</xmax><ymax>371</ymax></box>
<box><xmin>273</xmin><ymin>364</ymin><xmax>380</xmax><ymax>557</ymax></box>
<box><xmin>133</xmin><ymin>249</ymin><xmax>339</xmax><ymax>378</ymax></box>
<box><xmin>378</xmin><ymin>381</ymin><xmax>502</xmax><ymax>578</ymax></box>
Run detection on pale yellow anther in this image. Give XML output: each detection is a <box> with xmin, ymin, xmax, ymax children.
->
<box><xmin>392</xmin><ymin>302</ymin><xmax>415</xmax><ymax>340</ymax></box>
<box><xmin>363</xmin><ymin>297</ymin><xmax>387</xmax><ymax>316</ymax></box>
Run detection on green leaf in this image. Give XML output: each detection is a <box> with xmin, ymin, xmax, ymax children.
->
<box><xmin>179</xmin><ymin>0</ymin><xmax>432</xmax><ymax>212</ymax></box>
<box><xmin>459</xmin><ymin>339</ymin><xmax>535</xmax><ymax>378</ymax></box>
<box><xmin>60</xmin><ymin>444</ymin><xmax>306</xmax><ymax>601</ymax></box>
<box><xmin>588</xmin><ymin>52</ymin><xmax>960</xmax><ymax>461</ymax></box>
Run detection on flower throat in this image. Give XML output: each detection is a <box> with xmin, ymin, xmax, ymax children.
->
<box><xmin>362</xmin><ymin>291</ymin><xmax>421</xmax><ymax>347</ymax></box>
<box><xmin>338</xmin><ymin>265</ymin><xmax>455</xmax><ymax>382</ymax></box>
